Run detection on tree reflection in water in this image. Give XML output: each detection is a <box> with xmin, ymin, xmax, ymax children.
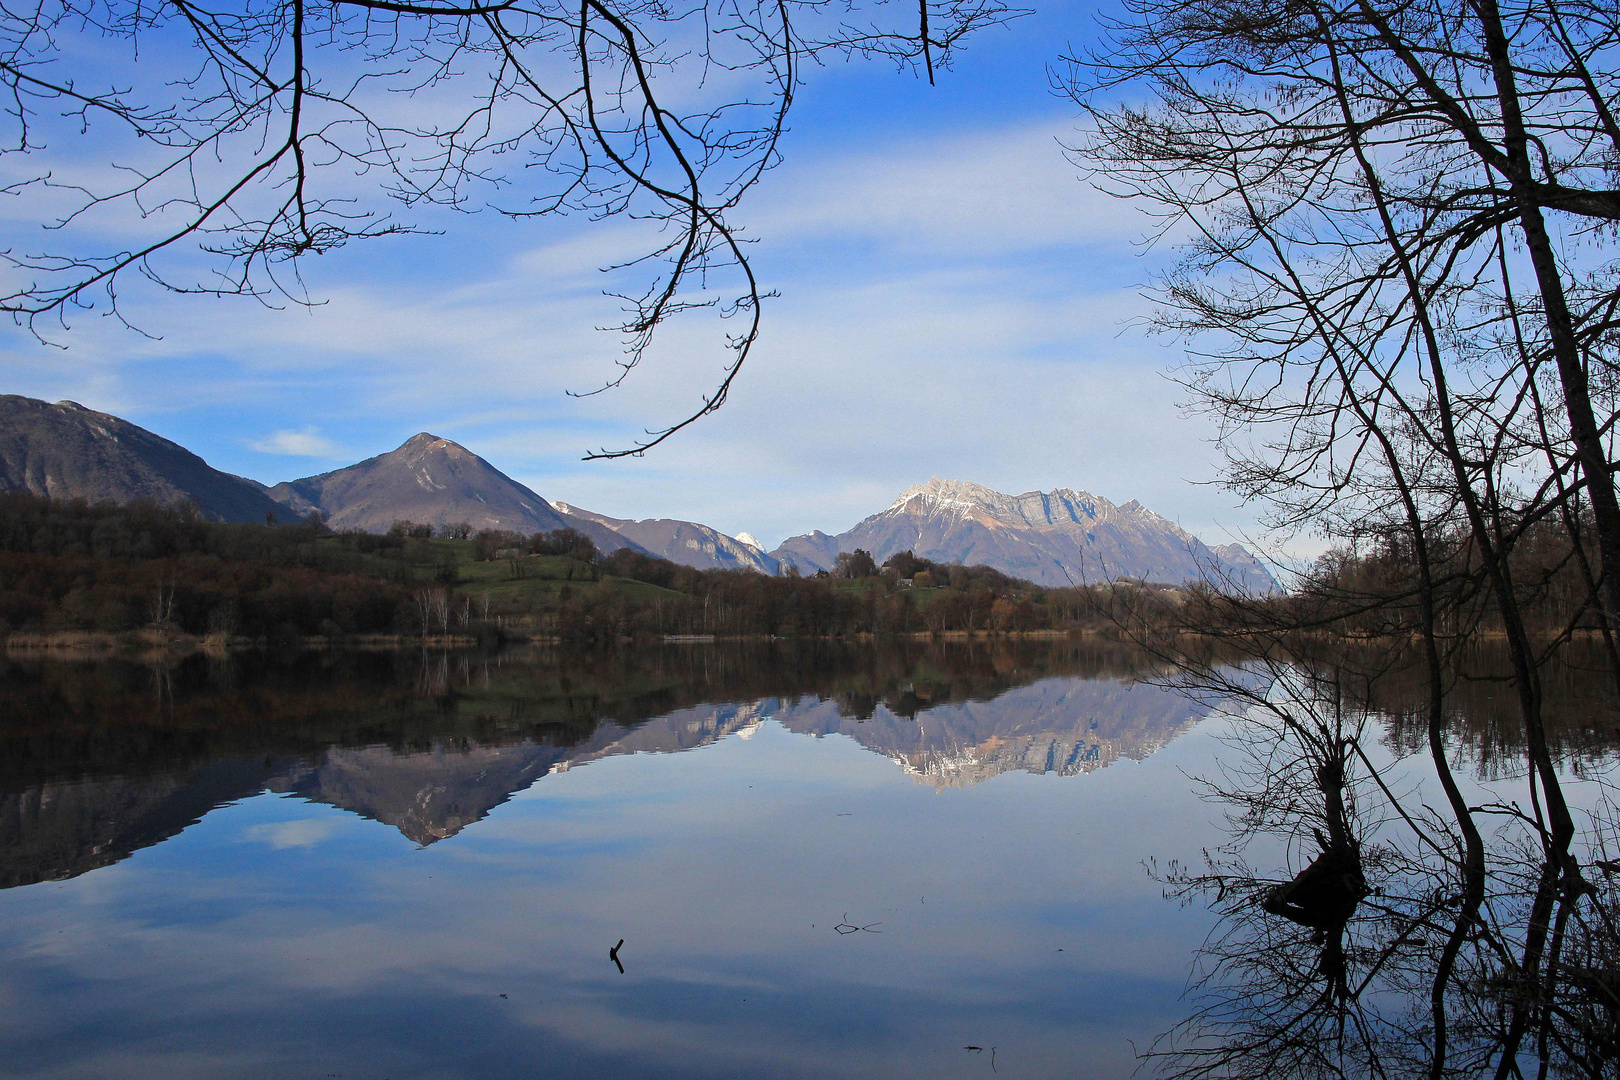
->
<box><xmin>1147</xmin><ymin>646</ymin><xmax>1620</xmax><ymax>1080</ymax></box>
<box><xmin>0</xmin><ymin>637</ymin><xmax>1192</xmax><ymax>886</ymax></box>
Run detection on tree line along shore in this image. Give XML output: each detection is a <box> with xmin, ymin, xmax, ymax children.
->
<box><xmin>3</xmin><ymin>492</ymin><xmax>1602</xmax><ymax>654</ymax></box>
<box><xmin>0</xmin><ymin>493</ymin><xmax>1184</xmax><ymax>650</ymax></box>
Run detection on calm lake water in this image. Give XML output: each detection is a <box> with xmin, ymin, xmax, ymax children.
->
<box><xmin>0</xmin><ymin>641</ymin><xmax>1613</xmax><ymax>1079</ymax></box>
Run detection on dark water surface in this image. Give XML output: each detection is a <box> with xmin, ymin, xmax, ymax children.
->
<box><xmin>0</xmin><ymin>641</ymin><xmax>1612</xmax><ymax>1079</ymax></box>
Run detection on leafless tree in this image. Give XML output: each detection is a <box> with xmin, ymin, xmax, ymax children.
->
<box><xmin>148</xmin><ymin>576</ymin><xmax>177</xmax><ymax>629</ymax></box>
<box><xmin>1065</xmin><ymin>3</ymin><xmax>1620</xmax><ymax>1073</ymax></box>
<box><xmin>1068</xmin><ymin>0</ymin><xmax>1610</xmax><ymax>879</ymax></box>
<box><xmin>1131</xmin><ymin>638</ymin><xmax>1620</xmax><ymax>1080</ymax></box>
<box><xmin>414</xmin><ymin>584</ymin><xmax>449</xmax><ymax>633</ymax></box>
<box><xmin>1067</xmin><ymin>0</ymin><xmax>1620</xmax><ymax>626</ymax></box>
<box><xmin>0</xmin><ymin>0</ymin><xmax>1018</xmax><ymax>452</ymax></box>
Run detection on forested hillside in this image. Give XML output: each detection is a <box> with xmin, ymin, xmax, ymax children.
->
<box><xmin>0</xmin><ymin>493</ymin><xmax>1167</xmax><ymax>643</ymax></box>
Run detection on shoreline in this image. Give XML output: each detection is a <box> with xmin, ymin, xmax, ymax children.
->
<box><xmin>7</xmin><ymin>625</ymin><xmax>1599</xmax><ymax>659</ymax></box>
<box><xmin>1</xmin><ymin>626</ymin><xmax>1086</xmax><ymax>658</ymax></box>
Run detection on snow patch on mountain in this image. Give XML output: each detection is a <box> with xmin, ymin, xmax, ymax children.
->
<box><xmin>774</xmin><ymin>477</ymin><xmax>1280</xmax><ymax>593</ymax></box>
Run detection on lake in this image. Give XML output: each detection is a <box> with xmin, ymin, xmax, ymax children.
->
<box><xmin>1</xmin><ymin>640</ymin><xmax>1615</xmax><ymax>1078</ymax></box>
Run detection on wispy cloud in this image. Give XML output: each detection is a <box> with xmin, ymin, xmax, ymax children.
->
<box><xmin>746</xmin><ymin>117</ymin><xmax>1154</xmax><ymax>257</ymax></box>
<box><xmin>249</xmin><ymin>428</ymin><xmax>345</xmax><ymax>458</ymax></box>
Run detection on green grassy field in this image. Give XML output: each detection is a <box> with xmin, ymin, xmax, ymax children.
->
<box><xmin>406</xmin><ymin>544</ymin><xmax>685</xmax><ymax>609</ymax></box>
<box><xmin>468</xmin><ymin>574</ymin><xmax>683</xmax><ymax>606</ymax></box>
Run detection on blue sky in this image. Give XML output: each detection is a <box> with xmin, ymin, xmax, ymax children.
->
<box><xmin>0</xmin><ymin>0</ymin><xmax>1275</xmax><ymax>553</ymax></box>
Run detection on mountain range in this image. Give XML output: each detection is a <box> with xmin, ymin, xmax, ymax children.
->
<box><xmin>771</xmin><ymin>477</ymin><xmax>1278</xmax><ymax>593</ymax></box>
<box><xmin>0</xmin><ymin>394</ymin><xmax>1275</xmax><ymax>590</ymax></box>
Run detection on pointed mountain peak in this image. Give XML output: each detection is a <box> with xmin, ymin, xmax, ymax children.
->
<box><xmin>1117</xmin><ymin>498</ymin><xmax>1170</xmax><ymax>523</ymax></box>
<box><xmin>734</xmin><ymin>531</ymin><xmax>764</xmax><ymax>551</ymax></box>
<box><xmin>387</xmin><ymin>433</ymin><xmax>486</xmax><ymax>466</ymax></box>
<box><xmin>267</xmin><ymin>430</ymin><xmax>577</xmax><ymax>537</ymax></box>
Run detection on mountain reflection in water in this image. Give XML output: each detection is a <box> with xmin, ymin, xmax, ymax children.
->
<box><xmin>5</xmin><ymin>641</ymin><xmax>1618</xmax><ymax>1080</ymax></box>
<box><xmin>0</xmin><ymin>640</ymin><xmax>1191</xmax><ymax>885</ymax></box>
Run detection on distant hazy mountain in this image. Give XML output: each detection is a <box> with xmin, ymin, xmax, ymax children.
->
<box><xmin>267</xmin><ymin>433</ymin><xmax>635</xmax><ymax>553</ymax></box>
<box><xmin>1210</xmin><ymin>543</ymin><xmax>1275</xmax><ymax>588</ymax></box>
<box><xmin>0</xmin><ymin>395</ymin><xmax>285</xmax><ymax>524</ymax></box>
<box><xmin>554</xmin><ymin>502</ymin><xmax>780</xmax><ymax>574</ymax></box>
<box><xmin>771</xmin><ymin>477</ymin><xmax>1278</xmax><ymax>593</ymax></box>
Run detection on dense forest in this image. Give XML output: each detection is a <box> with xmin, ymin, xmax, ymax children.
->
<box><xmin>0</xmin><ymin>493</ymin><xmax>1174</xmax><ymax>643</ymax></box>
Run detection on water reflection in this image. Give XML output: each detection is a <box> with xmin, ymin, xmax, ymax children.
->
<box><xmin>0</xmin><ymin>640</ymin><xmax>1189</xmax><ymax>886</ymax></box>
<box><xmin>776</xmin><ymin>677</ymin><xmax>1200</xmax><ymax>789</ymax></box>
<box><xmin>1147</xmin><ymin>646</ymin><xmax>1620</xmax><ymax>1080</ymax></box>
<box><xmin>0</xmin><ymin>757</ymin><xmax>291</xmax><ymax>889</ymax></box>
<box><xmin>0</xmin><ymin>639</ymin><xmax>1223</xmax><ymax>1080</ymax></box>
<box><xmin>4</xmin><ymin>641</ymin><xmax>1617</xmax><ymax>1079</ymax></box>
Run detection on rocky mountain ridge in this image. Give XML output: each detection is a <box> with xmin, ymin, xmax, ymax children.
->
<box><xmin>771</xmin><ymin>476</ymin><xmax>1278</xmax><ymax>593</ymax></box>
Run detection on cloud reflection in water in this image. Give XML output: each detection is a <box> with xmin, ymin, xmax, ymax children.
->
<box><xmin>0</xmin><ymin>643</ymin><xmax>1222</xmax><ymax>1079</ymax></box>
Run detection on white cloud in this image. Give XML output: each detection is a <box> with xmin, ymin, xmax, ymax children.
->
<box><xmin>249</xmin><ymin>428</ymin><xmax>345</xmax><ymax>458</ymax></box>
<box><xmin>746</xmin><ymin>117</ymin><xmax>1154</xmax><ymax>257</ymax></box>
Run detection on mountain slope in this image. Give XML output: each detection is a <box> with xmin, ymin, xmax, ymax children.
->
<box><xmin>554</xmin><ymin>502</ymin><xmax>779</xmax><ymax>573</ymax></box>
<box><xmin>0</xmin><ymin>395</ymin><xmax>287</xmax><ymax>524</ymax></box>
<box><xmin>771</xmin><ymin>477</ymin><xmax>1278</xmax><ymax>593</ymax></box>
<box><xmin>267</xmin><ymin>434</ymin><xmax>634</xmax><ymax>553</ymax></box>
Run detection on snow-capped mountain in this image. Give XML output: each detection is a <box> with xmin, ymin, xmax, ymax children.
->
<box><xmin>770</xmin><ymin>477</ymin><xmax>1278</xmax><ymax>593</ymax></box>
